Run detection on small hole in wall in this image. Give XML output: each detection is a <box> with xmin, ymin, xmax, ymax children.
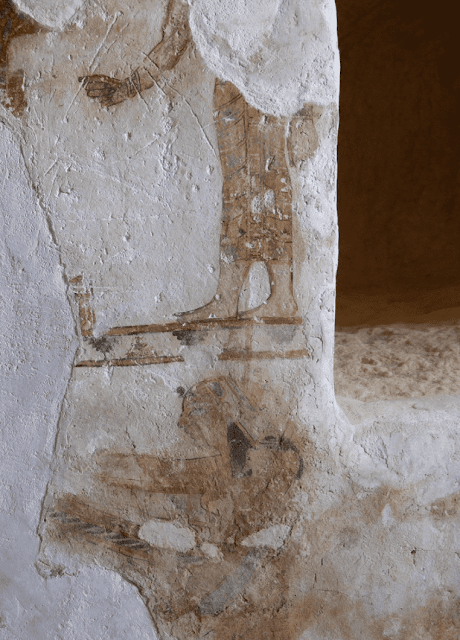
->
<box><xmin>335</xmin><ymin>0</ymin><xmax>460</xmax><ymax>403</ymax></box>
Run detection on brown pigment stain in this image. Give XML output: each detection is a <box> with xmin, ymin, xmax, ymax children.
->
<box><xmin>76</xmin><ymin>354</ymin><xmax>185</xmax><ymax>367</ymax></box>
<box><xmin>70</xmin><ymin>276</ymin><xmax>96</xmax><ymax>337</ymax></box>
<box><xmin>199</xmin><ymin>541</ymin><xmax>388</xmax><ymax>640</ymax></box>
<box><xmin>357</xmin><ymin>481</ymin><xmax>460</xmax><ymax>528</ymax></box>
<box><xmin>78</xmin><ymin>0</ymin><xmax>298</xmax><ymax>322</ymax></box>
<box><xmin>44</xmin><ymin>494</ymin><xmax>152</xmax><ymax>561</ymax></box>
<box><xmin>94</xmin><ymin>376</ymin><xmax>304</xmax><ymax>505</ymax></box>
<box><xmin>395</xmin><ymin>595</ymin><xmax>460</xmax><ymax>640</ymax></box>
<box><xmin>205</xmin><ymin>479</ymin><xmax>459</xmax><ymax>640</ymax></box>
<box><xmin>209</xmin><ymin>504</ymin><xmax>460</xmax><ymax>640</ymax></box>
<box><xmin>218</xmin><ymin>348</ymin><xmax>310</xmax><ymax>362</ymax></box>
<box><xmin>0</xmin><ymin>0</ymin><xmax>43</xmax><ymax>116</ymax></box>
<box><xmin>172</xmin><ymin>329</ymin><xmax>208</xmax><ymax>346</ymax></box>
<box><xmin>430</xmin><ymin>490</ymin><xmax>460</xmax><ymax>521</ymax></box>
<box><xmin>41</xmin><ymin>395</ymin><xmax>460</xmax><ymax>640</ymax></box>
<box><xmin>287</xmin><ymin>104</ymin><xmax>323</xmax><ymax>169</ymax></box>
<box><xmin>81</xmin><ymin>3</ymin><xmax>301</xmax><ymax>324</ymax></box>
<box><xmin>78</xmin><ymin>342</ymin><xmax>309</xmax><ymax>368</ymax></box>
<box><xmin>87</xmin><ymin>335</ymin><xmax>118</xmax><ymax>356</ymax></box>
<box><xmin>79</xmin><ymin>334</ymin><xmax>185</xmax><ymax>367</ymax></box>
<box><xmin>355</xmin><ymin>484</ymin><xmax>415</xmax><ymax>525</ymax></box>
<box><xmin>68</xmin><ymin>0</ymin><xmax>318</xmax><ymax>346</ymax></box>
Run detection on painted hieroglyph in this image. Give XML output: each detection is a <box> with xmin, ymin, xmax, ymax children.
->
<box><xmin>78</xmin><ymin>0</ymin><xmax>302</xmax><ymax>322</ymax></box>
<box><xmin>36</xmin><ymin>5</ymin><xmax>316</xmax><ymax>637</ymax></box>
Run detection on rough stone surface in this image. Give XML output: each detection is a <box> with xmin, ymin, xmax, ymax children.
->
<box><xmin>336</xmin><ymin>321</ymin><xmax>460</xmax><ymax>402</ymax></box>
<box><xmin>1</xmin><ymin>1</ymin><xmax>460</xmax><ymax>639</ymax></box>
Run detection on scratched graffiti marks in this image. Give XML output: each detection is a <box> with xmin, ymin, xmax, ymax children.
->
<box><xmin>42</xmin><ymin>376</ymin><xmax>305</xmax><ymax>637</ymax></box>
<box><xmin>29</xmin><ymin>1</ymin><xmax>324</xmax><ymax>636</ymax></box>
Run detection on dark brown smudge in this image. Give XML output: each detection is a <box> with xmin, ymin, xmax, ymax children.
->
<box><xmin>106</xmin><ymin>316</ymin><xmax>302</xmax><ymax>337</ymax></box>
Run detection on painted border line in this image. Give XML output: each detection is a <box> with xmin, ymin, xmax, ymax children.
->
<box><xmin>104</xmin><ymin>316</ymin><xmax>303</xmax><ymax>336</ymax></box>
<box><xmin>76</xmin><ymin>355</ymin><xmax>185</xmax><ymax>367</ymax></box>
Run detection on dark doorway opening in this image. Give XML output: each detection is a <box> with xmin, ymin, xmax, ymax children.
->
<box><xmin>336</xmin><ymin>0</ymin><xmax>460</xmax><ymax>327</ymax></box>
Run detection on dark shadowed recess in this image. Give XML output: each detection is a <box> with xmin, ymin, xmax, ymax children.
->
<box><xmin>336</xmin><ymin>0</ymin><xmax>460</xmax><ymax>326</ymax></box>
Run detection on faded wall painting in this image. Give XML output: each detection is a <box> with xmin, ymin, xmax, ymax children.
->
<box><xmin>0</xmin><ymin>1</ymin><xmax>337</xmax><ymax>637</ymax></box>
<box><xmin>0</xmin><ymin>0</ymin><xmax>42</xmax><ymax>115</ymax></box>
<box><xmin>0</xmin><ymin>0</ymin><xmax>353</xmax><ymax>638</ymax></box>
<box><xmin>34</xmin><ymin>4</ymin><xmax>319</xmax><ymax>637</ymax></box>
<box><xmin>4</xmin><ymin>0</ymin><xmax>460</xmax><ymax>639</ymax></box>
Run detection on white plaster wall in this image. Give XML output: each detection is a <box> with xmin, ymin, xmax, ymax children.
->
<box><xmin>189</xmin><ymin>0</ymin><xmax>339</xmax><ymax>115</ymax></box>
<box><xmin>8</xmin><ymin>0</ymin><xmax>338</xmax><ymax>333</ymax></box>
<box><xmin>7</xmin><ymin>1</ymin><xmax>460</xmax><ymax>638</ymax></box>
<box><xmin>0</xmin><ymin>118</ymin><xmax>158</xmax><ymax>639</ymax></box>
<box><xmin>5</xmin><ymin>0</ymin><xmax>343</xmax><ymax>447</ymax></box>
<box><xmin>11</xmin><ymin>0</ymin><xmax>221</xmax><ymax>331</ymax></box>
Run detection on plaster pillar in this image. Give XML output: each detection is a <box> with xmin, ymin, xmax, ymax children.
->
<box><xmin>1</xmin><ymin>1</ymin><xmax>346</xmax><ymax>638</ymax></box>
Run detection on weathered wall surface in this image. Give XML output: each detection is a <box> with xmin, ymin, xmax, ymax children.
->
<box><xmin>2</xmin><ymin>1</ymin><xmax>460</xmax><ymax>639</ymax></box>
<box><xmin>0</xmin><ymin>116</ymin><xmax>157</xmax><ymax>638</ymax></box>
<box><xmin>1</xmin><ymin>1</ymin><xmax>341</xmax><ymax>637</ymax></box>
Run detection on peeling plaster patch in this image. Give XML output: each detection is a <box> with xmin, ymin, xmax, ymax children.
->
<box><xmin>241</xmin><ymin>524</ymin><xmax>291</xmax><ymax>550</ymax></box>
<box><xmin>13</xmin><ymin>0</ymin><xmax>86</xmax><ymax>29</ymax></box>
<box><xmin>138</xmin><ymin>519</ymin><xmax>196</xmax><ymax>552</ymax></box>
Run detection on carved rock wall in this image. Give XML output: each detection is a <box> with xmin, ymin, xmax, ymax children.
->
<box><xmin>1</xmin><ymin>1</ymin><xmax>460</xmax><ymax>640</ymax></box>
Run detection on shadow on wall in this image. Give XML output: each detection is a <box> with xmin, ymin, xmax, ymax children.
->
<box><xmin>336</xmin><ymin>0</ymin><xmax>460</xmax><ymax>326</ymax></box>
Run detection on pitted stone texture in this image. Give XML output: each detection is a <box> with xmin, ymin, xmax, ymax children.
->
<box><xmin>335</xmin><ymin>321</ymin><xmax>460</xmax><ymax>402</ymax></box>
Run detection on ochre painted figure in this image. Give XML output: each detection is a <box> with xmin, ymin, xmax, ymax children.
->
<box><xmin>81</xmin><ymin>0</ymin><xmax>297</xmax><ymax>320</ymax></box>
<box><xmin>42</xmin><ymin>377</ymin><xmax>304</xmax><ymax>639</ymax></box>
